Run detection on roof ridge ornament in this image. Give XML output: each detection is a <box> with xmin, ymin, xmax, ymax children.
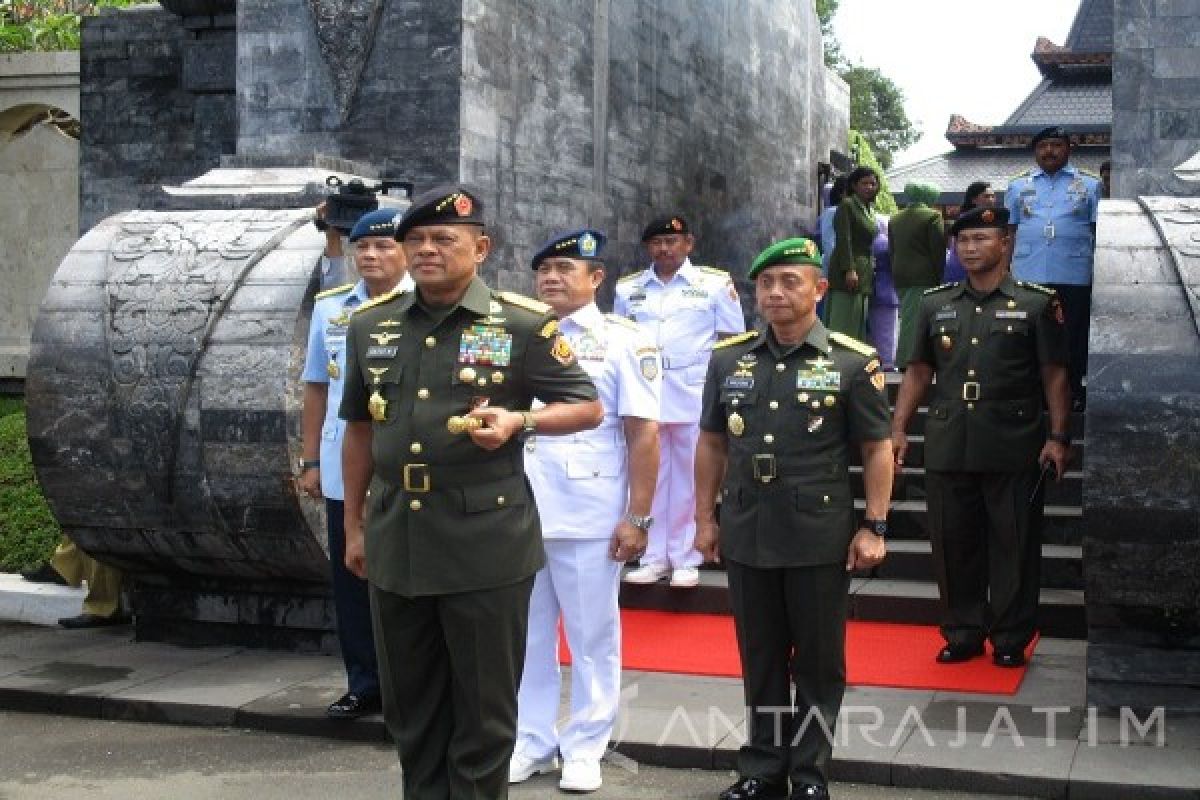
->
<box><xmin>307</xmin><ymin>0</ymin><xmax>385</xmax><ymax>122</ymax></box>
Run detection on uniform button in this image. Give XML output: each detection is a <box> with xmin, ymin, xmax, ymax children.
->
<box><xmin>763</xmin><ymin>434</ymin><xmax>775</xmax><ymax>443</ymax></box>
<box><xmin>592</xmin><ymin>469</ymin><xmax>600</xmax><ymax>477</ymax></box>
<box><xmin>967</xmin><ymin>369</ymin><xmax>976</xmax><ymax>377</ymax></box>
<box><xmin>731</xmin><ymin>398</ymin><xmax>740</xmax><ymax>407</ymax></box>
<box><xmin>409</xmin><ymin>499</ymin><xmax>422</xmax><ymax>511</ymax></box>
<box><xmin>975</xmin><ymin>306</ymin><xmax>982</xmax><ymax>314</ymax></box>
<box><xmin>775</xmin><ymin>363</ymin><xmax>785</xmax><ymax>372</ymax></box>
<box><xmin>417</xmin><ymin>388</ymin><xmax>430</xmax><ymax>399</ymax></box>
<box><xmin>823</xmin><ymin>495</ymin><xmax>830</xmax><ymax>504</ymax></box>
<box><xmin>410</xmin><ymin>442</ymin><xmax>422</xmax><ymax>454</ymax></box>
<box><xmin>967</xmin><ymin>402</ymin><xmax>975</xmax><ymax>411</ymax></box>
<box><xmin>1007</xmin><ymin>325</ymin><xmax>1014</xmax><ymax>332</ymax></box>
<box><xmin>497</xmin><ymin>496</ymin><xmax>506</xmax><ymax>506</ymax></box>
<box><xmin>424</xmin><ymin>336</ymin><xmax>436</xmax><ymax>348</ymax></box>
<box><xmin>971</xmin><ymin>337</ymin><xmax>979</xmax><ymax>345</ymax></box>
<box><xmin>769</xmin><ymin>401</ymin><xmax>779</xmax><ymax>410</ymax></box>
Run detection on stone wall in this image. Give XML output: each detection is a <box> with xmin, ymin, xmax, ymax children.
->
<box><xmin>79</xmin><ymin>4</ymin><xmax>236</xmax><ymax>231</ymax></box>
<box><xmin>459</xmin><ymin>0</ymin><xmax>845</xmax><ymax>300</ymax></box>
<box><xmin>1111</xmin><ymin>1</ymin><xmax>1200</xmax><ymax>197</ymax></box>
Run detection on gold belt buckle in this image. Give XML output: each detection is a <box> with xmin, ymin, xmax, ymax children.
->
<box><xmin>752</xmin><ymin>454</ymin><xmax>777</xmax><ymax>484</ymax></box>
<box><xmin>962</xmin><ymin>381</ymin><xmax>981</xmax><ymax>401</ymax></box>
<box><xmin>403</xmin><ymin>464</ymin><xmax>431</xmax><ymax>493</ymax></box>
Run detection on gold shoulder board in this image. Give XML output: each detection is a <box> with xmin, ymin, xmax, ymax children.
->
<box><xmin>1017</xmin><ymin>280</ymin><xmax>1055</xmax><ymax>296</ymax></box>
<box><xmin>604</xmin><ymin>313</ymin><xmax>640</xmax><ymax>331</ymax></box>
<box><xmin>496</xmin><ymin>290</ymin><xmax>551</xmax><ymax>314</ymax></box>
<box><xmin>617</xmin><ymin>272</ymin><xmax>643</xmax><ymax>283</ymax></box>
<box><xmin>1008</xmin><ymin>167</ymin><xmax>1032</xmax><ymax>180</ymax></box>
<box><xmin>315</xmin><ymin>283</ymin><xmax>354</xmax><ymax>300</ymax></box>
<box><xmin>923</xmin><ymin>282</ymin><xmax>957</xmax><ymax>295</ymax></box>
<box><xmin>352</xmin><ymin>287</ymin><xmax>406</xmax><ymax>315</ymax></box>
<box><xmin>1078</xmin><ymin>168</ymin><xmax>1100</xmax><ymax>180</ymax></box>
<box><xmin>698</xmin><ymin>265</ymin><xmax>729</xmax><ymax>276</ymax></box>
<box><xmin>829</xmin><ymin>331</ymin><xmax>877</xmax><ymax>357</ymax></box>
<box><xmin>713</xmin><ymin>331</ymin><xmax>757</xmax><ymax>350</ymax></box>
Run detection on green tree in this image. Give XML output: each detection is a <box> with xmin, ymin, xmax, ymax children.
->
<box><xmin>0</xmin><ymin>0</ymin><xmax>147</xmax><ymax>53</ymax></box>
<box><xmin>814</xmin><ymin>0</ymin><xmax>842</xmax><ymax>68</ymax></box>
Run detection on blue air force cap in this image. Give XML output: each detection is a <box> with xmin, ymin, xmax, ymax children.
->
<box><xmin>1031</xmin><ymin>126</ymin><xmax>1070</xmax><ymax>148</ymax></box>
<box><xmin>348</xmin><ymin>207</ymin><xmax>401</xmax><ymax>242</ymax></box>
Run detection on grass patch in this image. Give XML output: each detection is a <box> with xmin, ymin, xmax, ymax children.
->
<box><xmin>0</xmin><ymin>402</ymin><xmax>61</xmax><ymax>571</ymax></box>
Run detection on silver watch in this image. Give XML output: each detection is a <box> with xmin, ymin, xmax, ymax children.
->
<box><xmin>623</xmin><ymin>512</ymin><xmax>654</xmax><ymax>531</ymax></box>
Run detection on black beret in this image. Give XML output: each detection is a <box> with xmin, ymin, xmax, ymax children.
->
<box><xmin>641</xmin><ymin>214</ymin><xmax>689</xmax><ymax>242</ymax></box>
<box><xmin>393</xmin><ymin>184</ymin><xmax>484</xmax><ymax>240</ymax></box>
<box><xmin>1031</xmin><ymin>126</ymin><xmax>1070</xmax><ymax>148</ymax></box>
<box><xmin>530</xmin><ymin>228</ymin><xmax>607</xmax><ymax>269</ymax></box>
<box><xmin>950</xmin><ymin>206</ymin><xmax>1010</xmax><ymax>237</ymax></box>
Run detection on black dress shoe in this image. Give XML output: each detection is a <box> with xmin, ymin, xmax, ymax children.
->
<box><xmin>58</xmin><ymin>612</ymin><xmax>131</xmax><ymax>629</ymax></box>
<box><xmin>935</xmin><ymin>642</ymin><xmax>985</xmax><ymax>664</ymax></box>
<box><xmin>326</xmin><ymin>692</ymin><xmax>382</xmax><ymax>719</ymax></box>
<box><xmin>993</xmin><ymin>650</ymin><xmax>1027</xmax><ymax>668</ymax></box>
<box><xmin>718</xmin><ymin>776</ymin><xmax>788</xmax><ymax>800</ymax></box>
<box><xmin>790</xmin><ymin>784</ymin><xmax>831</xmax><ymax>800</ymax></box>
<box><xmin>21</xmin><ymin>564</ymin><xmax>68</xmax><ymax>586</ymax></box>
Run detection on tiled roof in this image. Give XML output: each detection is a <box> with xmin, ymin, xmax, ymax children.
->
<box><xmin>886</xmin><ymin>146</ymin><xmax>1110</xmax><ymax>204</ymax></box>
<box><xmin>1005</xmin><ymin>77</ymin><xmax>1112</xmax><ymax>127</ymax></box>
<box><xmin>1064</xmin><ymin>0</ymin><xmax>1113</xmax><ymax>53</ymax></box>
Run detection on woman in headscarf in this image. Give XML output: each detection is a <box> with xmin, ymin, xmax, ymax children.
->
<box><xmin>826</xmin><ymin>166</ymin><xmax>880</xmax><ymax>339</ymax></box>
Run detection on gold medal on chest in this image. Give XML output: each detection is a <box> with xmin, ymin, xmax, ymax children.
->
<box><xmin>367</xmin><ymin>367</ymin><xmax>389</xmax><ymax>422</ymax></box>
<box><xmin>728</xmin><ymin>411</ymin><xmax>745</xmax><ymax>437</ymax></box>
<box><xmin>326</xmin><ymin>359</ymin><xmax>341</xmax><ymax>380</ymax></box>
<box><xmin>940</xmin><ymin>335</ymin><xmax>953</xmax><ymax>351</ymax></box>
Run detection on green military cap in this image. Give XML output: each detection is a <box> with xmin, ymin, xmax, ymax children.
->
<box><xmin>748</xmin><ymin>237</ymin><xmax>822</xmax><ymax>279</ymax></box>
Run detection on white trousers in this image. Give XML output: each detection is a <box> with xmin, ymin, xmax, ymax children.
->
<box><xmin>645</xmin><ymin>421</ymin><xmax>702</xmax><ymax>569</ymax></box>
<box><xmin>515</xmin><ymin>538</ymin><xmax>623</xmax><ymax>762</ymax></box>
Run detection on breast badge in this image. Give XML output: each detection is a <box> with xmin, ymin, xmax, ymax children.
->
<box><xmin>367</xmin><ymin>367</ymin><xmax>389</xmax><ymax>422</ymax></box>
<box><xmin>728</xmin><ymin>411</ymin><xmax>745</xmax><ymax>437</ymax></box>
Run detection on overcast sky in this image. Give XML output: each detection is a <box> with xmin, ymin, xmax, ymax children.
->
<box><xmin>832</xmin><ymin>0</ymin><xmax>1081</xmax><ymax>168</ymax></box>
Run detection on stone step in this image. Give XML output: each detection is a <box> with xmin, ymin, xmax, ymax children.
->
<box><xmin>874</xmin><ymin>540</ymin><xmax>1083</xmax><ymax>589</ymax></box>
<box><xmin>619</xmin><ymin>570</ymin><xmax>1087</xmax><ymax>639</ymax></box>
<box><xmin>0</xmin><ymin>573</ymin><xmax>86</xmax><ymax>627</ymax></box>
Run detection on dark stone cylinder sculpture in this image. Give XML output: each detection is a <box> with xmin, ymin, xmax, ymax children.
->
<box><xmin>25</xmin><ymin>209</ymin><xmax>333</xmax><ymax>647</ymax></box>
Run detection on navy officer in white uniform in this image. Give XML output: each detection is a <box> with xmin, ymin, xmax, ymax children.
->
<box><xmin>299</xmin><ymin>208</ymin><xmax>414</xmax><ymax>719</ymax></box>
<box><xmin>511</xmin><ymin>228</ymin><xmax>661</xmax><ymax>793</ymax></box>
<box><xmin>614</xmin><ymin>214</ymin><xmax>745</xmax><ymax>588</ymax></box>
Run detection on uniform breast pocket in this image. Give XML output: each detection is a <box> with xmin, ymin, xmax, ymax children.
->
<box><xmin>929</xmin><ymin>318</ymin><xmax>960</xmax><ymax>341</ymax></box>
<box><xmin>451</xmin><ymin>366</ymin><xmax>510</xmax><ymax>411</ymax></box>
<box><xmin>460</xmin><ymin>474</ymin><xmax>529</xmax><ymax>514</ymax></box>
<box><xmin>989</xmin><ymin>318</ymin><xmax>1030</xmax><ymax>337</ymax></box>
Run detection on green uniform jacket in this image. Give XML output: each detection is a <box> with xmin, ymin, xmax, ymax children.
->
<box><xmin>699</xmin><ymin>321</ymin><xmax>892</xmax><ymax>568</ymax></box>
<box><xmin>829</xmin><ymin>197</ymin><xmax>877</xmax><ymax>294</ymax></box>
<box><xmin>339</xmin><ymin>276</ymin><xmax>598</xmax><ymax>596</ymax></box>
<box><xmin>887</xmin><ymin>204</ymin><xmax>946</xmax><ymax>288</ymax></box>
<box><xmin>911</xmin><ymin>275</ymin><xmax>1069</xmax><ymax>472</ymax></box>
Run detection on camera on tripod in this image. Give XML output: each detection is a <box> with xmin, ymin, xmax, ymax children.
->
<box><xmin>316</xmin><ymin>176</ymin><xmax>414</xmax><ymax>234</ymax></box>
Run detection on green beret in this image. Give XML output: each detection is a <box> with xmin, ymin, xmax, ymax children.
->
<box><xmin>748</xmin><ymin>237</ymin><xmax>822</xmax><ymax>279</ymax></box>
<box><xmin>904</xmin><ymin>181</ymin><xmax>941</xmax><ymax>206</ymax></box>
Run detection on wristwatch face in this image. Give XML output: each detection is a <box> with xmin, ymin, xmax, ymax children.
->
<box><xmin>868</xmin><ymin>520</ymin><xmax>887</xmax><ymax>537</ymax></box>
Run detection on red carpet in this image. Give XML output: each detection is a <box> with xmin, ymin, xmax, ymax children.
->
<box><xmin>560</xmin><ymin>609</ymin><xmax>1037</xmax><ymax>695</ymax></box>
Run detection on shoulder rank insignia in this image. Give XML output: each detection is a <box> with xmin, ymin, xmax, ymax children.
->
<box><xmin>315</xmin><ymin>283</ymin><xmax>354</xmax><ymax>300</ymax></box>
<box><xmin>353</xmin><ymin>287</ymin><xmax>407</xmax><ymax>315</ymax></box>
<box><xmin>496</xmin><ymin>290</ymin><xmax>551</xmax><ymax>314</ymax></box>
<box><xmin>1078</xmin><ymin>167</ymin><xmax>1100</xmax><ymax>180</ymax></box>
<box><xmin>538</xmin><ymin>319</ymin><xmax>559</xmax><ymax>339</ymax></box>
<box><xmin>604</xmin><ymin>313</ymin><xmax>640</xmax><ymax>331</ymax></box>
<box><xmin>1008</xmin><ymin>167</ymin><xmax>1032</xmax><ymax>180</ymax></box>
<box><xmin>697</xmin><ymin>265</ymin><xmax>729</xmax><ymax>276</ymax></box>
<box><xmin>923</xmin><ymin>282</ymin><xmax>958</xmax><ymax>295</ymax></box>
<box><xmin>617</xmin><ymin>272</ymin><xmax>643</xmax><ymax>283</ymax></box>
<box><xmin>829</xmin><ymin>331</ymin><xmax>876</xmax><ymax>357</ymax></box>
<box><xmin>1016</xmin><ymin>280</ymin><xmax>1055</xmax><ymax>295</ymax></box>
<box><xmin>714</xmin><ymin>331</ymin><xmax>757</xmax><ymax>350</ymax></box>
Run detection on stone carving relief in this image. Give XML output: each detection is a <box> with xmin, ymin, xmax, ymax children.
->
<box><xmin>307</xmin><ymin>0</ymin><xmax>385</xmax><ymax>121</ymax></box>
<box><xmin>104</xmin><ymin>211</ymin><xmax>304</xmax><ymax>505</ymax></box>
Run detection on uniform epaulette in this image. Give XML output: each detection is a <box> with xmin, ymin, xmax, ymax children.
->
<box><xmin>617</xmin><ymin>272</ymin><xmax>642</xmax><ymax>283</ymax></box>
<box><xmin>352</xmin><ymin>287</ymin><xmax>407</xmax><ymax>315</ymax></box>
<box><xmin>1008</xmin><ymin>167</ymin><xmax>1032</xmax><ymax>180</ymax></box>
<box><xmin>495</xmin><ymin>290</ymin><xmax>551</xmax><ymax>314</ymax></box>
<box><xmin>604</xmin><ymin>313</ymin><xmax>640</xmax><ymax>331</ymax></box>
<box><xmin>697</xmin><ymin>265</ymin><xmax>729</xmax><ymax>276</ymax></box>
<box><xmin>923</xmin><ymin>282</ymin><xmax>958</xmax><ymax>295</ymax></box>
<box><xmin>713</xmin><ymin>331</ymin><xmax>757</xmax><ymax>350</ymax></box>
<box><xmin>315</xmin><ymin>283</ymin><xmax>354</xmax><ymax>300</ymax></box>
<box><xmin>1078</xmin><ymin>168</ymin><xmax>1100</xmax><ymax>180</ymax></box>
<box><xmin>828</xmin><ymin>331</ymin><xmax>876</xmax><ymax>357</ymax></box>
<box><xmin>1016</xmin><ymin>280</ymin><xmax>1055</xmax><ymax>295</ymax></box>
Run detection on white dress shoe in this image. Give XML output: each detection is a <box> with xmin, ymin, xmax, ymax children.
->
<box><xmin>559</xmin><ymin>758</ymin><xmax>603</xmax><ymax>792</ymax></box>
<box><xmin>508</xmin><ymin>751</ymin><xmax>558</xmax><ymax>783</ymax></box>
<box><xmin>623</xmin><ymin>562</ymin><xmax>670</xmax><ymax>584</ymax></box>
<box><xmin>670</xmin><ymin>567</ymin><xmax>700</xmax><ymax>588</ymax></box>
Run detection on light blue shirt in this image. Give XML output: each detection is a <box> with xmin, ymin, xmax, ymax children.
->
<box><xmin>302</xmin><ymin>274</ymin><xmax>413</xmax><ymax>499</ymax></box>
<box><xmin>1005</xmin><ymin>164</ymin><xmax>1101</xmax><ymax>286</ymax></box>
<box><xmin>818</xmin><ymin>206</ymin><xmax>838</xmax><ymax>276</ymax></box>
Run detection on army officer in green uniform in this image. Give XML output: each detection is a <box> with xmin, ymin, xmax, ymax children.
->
<box><xmin>694</xmin><ymin>237</ymin><xmax>894</xmax><ymax>800</ymax></box>
<box><xmin>339</xmin><ymin>185</ymin><xmax>602</xmax><ymax>800</ymax></box>
<box><xmin>891</xmin><ymin>206</ymin><xmax>1071</xmax><ymax>668</ymax></box>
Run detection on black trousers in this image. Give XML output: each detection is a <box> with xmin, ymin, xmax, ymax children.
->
<box><xmin>726</xmin><ymin>559</ymin><xmax>850</xmax><ymax>789</ymax></box>
<box><xmin>370</xmin><ymin>576</ymin><xmax>534</xmax><ymax>800</ymax></box>
<box><xmin>1046</xmin><ymin>282</ymin><xmax>1091</xmax><ymax>403</ymax></box>
<box><xmin>925</xmin><ymin>466</ymin><xmax>1045</xmax><ymax>653</ymax></box>
<box><xmin>326</xmin><ymin>498</ymin><xmax>379</xmax><ymax>698</ymax></box>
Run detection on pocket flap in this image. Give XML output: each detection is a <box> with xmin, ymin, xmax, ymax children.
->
<box><xmin>461</xmin><ymin>474</ymin><xmax>528</xmax><ymax>513</ymax></box>
<box><xmin>566</xmin><ymin>456</ymin><xmax>621</xmax><ymax>480</ymax></box>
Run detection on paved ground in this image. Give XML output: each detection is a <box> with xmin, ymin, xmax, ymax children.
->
<box><xmin>0</xmin><ymin>711</ymin><xmax>1038</xmax><ymax>800</ymax></box>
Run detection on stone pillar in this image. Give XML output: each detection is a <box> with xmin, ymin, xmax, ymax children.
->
<box><xmin>1085</xmin><ymin>198</ymin><xmax>1200</xmax><ymax>711</ymax></box>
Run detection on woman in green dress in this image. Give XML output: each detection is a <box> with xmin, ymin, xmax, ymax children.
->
<box><xmin>826</xmin><ymin>166</ymin><xmax>880</xmax><ymax>339</ymax></box>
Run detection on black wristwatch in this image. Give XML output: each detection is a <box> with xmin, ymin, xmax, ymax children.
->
<box><xmin>862</xmin><ymin>518</ymin><xmax>888</xmax><ymax>538</ymax></box>
<box><xmin>1047</xmin><ymin>431</ymin><xmax>1071</xmax><ymax>446</ymax></box>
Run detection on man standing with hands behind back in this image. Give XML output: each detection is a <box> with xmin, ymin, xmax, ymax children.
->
<box><xmin>893</xmin><ymin>206</ymin><xmax>1071</xmax><ymax>669</ymax></box>
<box><xmin>694</xmin><ymin>237</ymin><xmax>893</xmax><ymax>800</ymax></box>
<box><xmin>616</xmin><ymin>214</ymin><xmax>745</xmax><ymax>589</ymax></box>
<box><xmin>338</xmin><ymin>185</ymin><xmax>603</xmax><ymax>800</ymax></box>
